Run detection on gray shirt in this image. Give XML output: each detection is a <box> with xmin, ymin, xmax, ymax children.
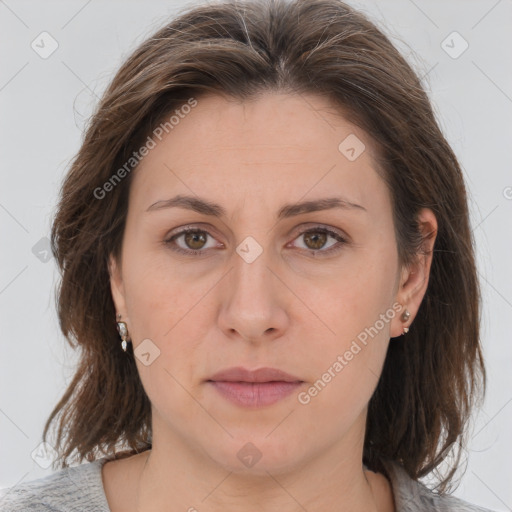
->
<box><xmin>0</xmin><ymin>457</ymin><xmax>496</xmax><ymax>511</ymax></box>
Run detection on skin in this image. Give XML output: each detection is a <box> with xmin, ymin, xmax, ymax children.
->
<box><xmin>105</xmin><ymin>92</ymin><xmax>437</xmax><ymax>512</ymax></box>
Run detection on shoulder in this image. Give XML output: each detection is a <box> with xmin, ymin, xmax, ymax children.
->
<box><xmin>0</xmin><ymin>458</ymin><xmax>111</xmax><ymax>512</ymax></box>
<box><xmin>383</xmin><ymin>460</ymin><xmax>497</xmax><ymax>512</ymax></box>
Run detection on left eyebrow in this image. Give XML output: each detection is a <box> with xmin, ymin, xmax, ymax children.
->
<box><xmin>145</xmin><ymin>194</ymin><xmax>367</xmax><ymax>219</ymax></box>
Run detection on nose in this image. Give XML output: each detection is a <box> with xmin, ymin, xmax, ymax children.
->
<box><xmin>217</xmin><ymin>244</ymin><xmax>290</xmax><ymax>344</ymax></box>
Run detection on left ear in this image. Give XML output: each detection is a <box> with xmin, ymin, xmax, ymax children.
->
<box><xmin>390</xmin><ymin>208</ymin><xmax>438</xmax><ymax>338</ymax></box>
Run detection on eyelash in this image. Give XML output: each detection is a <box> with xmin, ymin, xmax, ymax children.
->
<box><xmin>164</xmin><ymin>226</ymin><xmax>348</xmax><ymax>257</ymax></box>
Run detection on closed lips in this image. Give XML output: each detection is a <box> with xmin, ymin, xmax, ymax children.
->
<box><xmin>207</xmin><ymin>366</ymin><xmax>303</xmax><ymax>383</ymax></box>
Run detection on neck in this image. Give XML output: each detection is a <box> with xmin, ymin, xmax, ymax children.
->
<box><xmin>133</xmin><ymin>415</ymin><xmax>394</xmax><ymax>512</ymax></box>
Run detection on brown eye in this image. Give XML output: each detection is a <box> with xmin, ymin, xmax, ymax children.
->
<box><xmin>165</xmin><ymin>228</ymin><xmax>218</xmax><ymax>255</ymax></box>
<box><xmin>183</xmin><ymin>231</ymin><xmax>207</xmax><ymax>250</ymax></box>
<box><xmin>291</xmin><ymin>227</ymin><xmax>348</xmax><ymax>256</ymax></box>
<box><xmin>303</xmin><ymin>231</ymin><xmax>328</xmax><ymax>250</ymax></box>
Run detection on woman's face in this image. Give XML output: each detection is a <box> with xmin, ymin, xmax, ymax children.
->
<box><xmin>110</xmin><ymin>92</ymin><xmax>429</xmax><ymax>475</ymax></box>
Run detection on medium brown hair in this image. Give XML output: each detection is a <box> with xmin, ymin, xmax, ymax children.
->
<box><xmin>44</xmin><ymin>0</ymin><xmax>485</xmax><ymax>492</ymax></box>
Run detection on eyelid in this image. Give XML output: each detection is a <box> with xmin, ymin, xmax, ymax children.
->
<box><xmin>165</xmin><ymin>226</ymin><xmax>223</xmax><ymax>256</ymax></box>
<box><xmin>288</xmin><ymin>222</ymin><xmax>349</xmax><ymax>242</ymax></box>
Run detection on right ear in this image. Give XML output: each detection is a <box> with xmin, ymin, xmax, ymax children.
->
<box><xmin>108</xmin><ymin>254</ymin><xmax>128</xmax><ymax>320</ymax></box>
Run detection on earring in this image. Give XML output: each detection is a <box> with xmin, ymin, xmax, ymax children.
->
<box><xmin>116</xmin><ymin>313</ymin><xmax>130</xmax><ymax>352</ymax></box>
<box><xmin>400</xmin><ymin>309</ymin><xmax>410</xmax><ymax>335</ymax></box>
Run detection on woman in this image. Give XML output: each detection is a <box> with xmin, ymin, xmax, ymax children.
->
<box><xmin>0</xmin><ymin>0</ymin><xmax>494</xmax><ymax>510</ymax></box>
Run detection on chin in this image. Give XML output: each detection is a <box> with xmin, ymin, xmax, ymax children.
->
<box><xmin>201</xmin><ymin>432</ymin><xmax>309</xmax><ymax>476</ymax></box>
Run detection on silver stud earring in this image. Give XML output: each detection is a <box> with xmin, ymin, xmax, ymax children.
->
<box><xmin>400</xmin><ymin>309</ymin><xmax>410</xmax><ymax>335</ymax></box>
<box><xmin>116</xmin><ymin>314</ymin><xmax>130</xmax><ymax>352</ymax></box>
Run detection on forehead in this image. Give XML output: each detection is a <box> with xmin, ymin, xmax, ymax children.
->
<box><xmin>129</xmin><ymin>92</ymin><xmax>388</xmax><ymax>217</ymax></box>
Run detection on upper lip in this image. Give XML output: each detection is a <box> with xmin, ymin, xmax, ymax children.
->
<box><xmin>208</xmin><ymin>366</ymin><xmax>302</xmax><ymax>383</ymax></box>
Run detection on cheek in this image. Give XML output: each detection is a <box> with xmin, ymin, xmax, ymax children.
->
<box><xmin>301</xmin><ymin>245</ymin><xmax>397</xmax><ymax>397</ymax></box>
<box><xmin>311</xmin><ymin>246</ymin><xmax>397</xmax><ymax>338</ymax></box>
<box><xmin>121</xmin><ymin>253</ymin><xmax>209</xmax><ymax>422</ymax></box>
<box><xmin>297</xmin><ymin>279</ymin><xmax>393</xmax><ymax>429</ymax></box>
<box><xmin>122</xmin><ymin>232</ymin><xmax>194</xmax><ymax>324</ymax></box>
<box><xmin>120</xmin><ymin>239</ymin><xmax>216</xmax><ymax>376</ymax></box>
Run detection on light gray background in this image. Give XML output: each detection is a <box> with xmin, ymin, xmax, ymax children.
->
<box><xmin>1</xmin><ymin>0</ymin><xmax>511</xmax><ymax>510</ymax></box>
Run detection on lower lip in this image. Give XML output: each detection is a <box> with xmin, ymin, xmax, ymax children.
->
<box><xmin>208</xmin><ymin>381</ymin><xmax>303</xmax><ymax>407</ymax></box>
